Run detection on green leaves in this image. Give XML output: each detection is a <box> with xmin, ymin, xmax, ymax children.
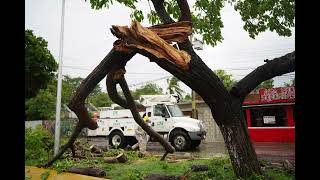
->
<box><xmin>254</xmin><ymin>79</ymin><xmax>274</xmax><ymax>90</ymax></box>
<box><xmin>132</xmin><ymin>83</ymin><xmax>163</xmax><ymax>100</ymax></box>
<box><xmin>213</xmin><ymin>69</ymin><xmax>237</xmax><ymax>90</ymax></box>
<box><xmin>193</xmin><ymin>0</ymin><xmax>224</xmax><ymax>47</ymax></box>
<box><xmin>147</xmin><ymin>10</ymin><xmax>162</xmax><ymax>25</ymax></box>
<box><xmin>130</xmin><ymin>9</ymin><xmax>144</xmax><ymax>22</ymax></box>
<box><xmin>234</xmin><ymin>0</ymin><xmax>295</xmax><ymax>38</ymax></box>
<box><xmin>86</xmin><ymin>0</ymin><xmax>295</xmax><ymax>48</ymax></box>
<box><xmin>89</xmin><ymin>92</ymin><xmax>113</xmax><ymax>107</ymax></box>
<box><xmin>88</xmin><ymin>0</ymin><xmax>137</xmax><ymax>9</ymax></box>
<box><xmin>26</xmin><ymin>89</ymin><xmax>56</xmax><ymax>120</ymax></box>
<box><xmin>167</xmin><ymin>77</ymin><xmax>185</xmax><ymax>98</ymax></box>
<box><xmin>25</xmin><ymin>30</ymin><xmax>58</xmax><ymax>99</ymax></box>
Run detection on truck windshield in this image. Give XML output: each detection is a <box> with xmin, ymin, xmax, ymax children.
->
<box><xmin>167</xmin><ymin>105</ymin><xmax>184</xmax><ymax>117</ymax></box>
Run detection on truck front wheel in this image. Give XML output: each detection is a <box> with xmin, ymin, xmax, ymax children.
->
<box><xmin>170</xmin><ymin>130</ymin><xmax>191</xmax><ymax>151</ymax></box>
<box><xmin>109</xmin><ymin>131</ymin><xmax>125</xmax><ymax>148</ymax></box>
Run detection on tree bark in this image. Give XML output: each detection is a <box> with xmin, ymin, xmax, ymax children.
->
<box><xmin>66</xmin><ymin>167</ymin><xmax>106</xmax><ymax>177</ymax></box>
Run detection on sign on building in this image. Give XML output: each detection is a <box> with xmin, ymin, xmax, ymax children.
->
<box><xmin>263</xmin><ymin>116</ymin><xmax>276</xmax><ymax>124</ymax></box>
<box><xmin>259</xmin><ymin>87</ymin><xmax>295</xmax><ymax>103</ymax></box>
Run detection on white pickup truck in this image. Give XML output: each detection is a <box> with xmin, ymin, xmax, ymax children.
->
<box><xmin>88</xmin><ymin>95</ymin><xmax>206</xmax><ymax>151</ymax></box>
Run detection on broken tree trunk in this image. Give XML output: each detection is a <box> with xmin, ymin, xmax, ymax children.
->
<box><xmin>111</xmin><ymin>21</ymin><xmax>192</xmax><ymax>70</ymax></box>
<box><xmin>66</xmin><ymin>167</ymin><xmax>106</xmax><ymax>177</ymax></box>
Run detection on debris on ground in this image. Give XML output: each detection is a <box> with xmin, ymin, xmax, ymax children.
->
<box><xmin>66</xmin><ymin>167</ymin><xmax>106</xmax><ymax>177</ymax></box>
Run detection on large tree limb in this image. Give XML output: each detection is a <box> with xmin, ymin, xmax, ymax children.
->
<box><xmin>106</xmin><ymin>69</ymin><xmax>145</xmax><ymax>110</ymax></box>
<box><xmin>230</xmin><ymin>51</ymin><xmax>295</xmax><ymax>102</ymax></box>
<box><xmin>151</xmin><ymin>0</ymin><xmax>175</xmax><ymax>24</ymax></box>
<box><xmin>176</xmin><ymin>0</ymin><xmax>192</xmax><ymax>22</ymax></box>
<box><xmin>107</xmin><ymin>69</ymin><xmax>175</xmax><ymax>155</ymax></box>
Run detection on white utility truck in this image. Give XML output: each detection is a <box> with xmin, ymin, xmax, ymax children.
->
<box><xmin>88</xmin><ymin>95</ymin><xmax>206</xmax><ymax>151</ymax></box>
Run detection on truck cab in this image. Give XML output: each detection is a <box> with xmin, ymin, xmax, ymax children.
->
<box><xmin>147</xmin><ymin>103</ymin><xmax>206</xmax><ymax>151</ymax></box>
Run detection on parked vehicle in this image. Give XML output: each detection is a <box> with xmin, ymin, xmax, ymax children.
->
<box><xmin>88</xmin><ymin>95</ymin><xmax>206</xmax><ymax>151</ymax></box>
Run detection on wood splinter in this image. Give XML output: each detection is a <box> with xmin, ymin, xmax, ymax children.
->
<box><xmin>111</xmin><ymin>21</ymin><xmax>192</xmax><ymax>70</ymax></box>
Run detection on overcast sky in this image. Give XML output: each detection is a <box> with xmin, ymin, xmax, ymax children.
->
<box><xmin>25</xmin><ymin>0</ymin><xmax>295</xmax><ymax>96</ymax></box>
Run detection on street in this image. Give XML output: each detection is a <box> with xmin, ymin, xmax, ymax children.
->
<box><xmin>145</xmin><ymin>141</ymin><xmax>295</xmax><ymax>164</ymax></box>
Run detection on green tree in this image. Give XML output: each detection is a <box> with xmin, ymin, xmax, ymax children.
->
<box><xmin>25</xmin><ymin>75</ymin><xmax>103</xmax><ymax>120</ymax></box>
<box><xmin>89</xmin><ymin>92</ymin><xmax>112</xmax><ymax>107</ymax></box>
<box><xmin>133</xmin><ymin>83</ymin><xmax>163</xmax><ymax>99</ymax></box>
<box><xmin>214</xmin><ymin>69</ymin><xmax>237</xmax><ymax>90</ymax></box>
<box><xmin>88</xmin><ymin>0</ymin><xmax>294</xmax><ymax>47</ymax></box>
<box><xmin>26</xmin><ymin>88</ymin><xmax>56</xmax><ymax>120</ymax></box>
<box><xmin>54</xmin><ymin>1</ymin><xmax>295</xmax><ymax>178</ymax></box>
<box><xmin>167</xmin><ymin>76</ymin><xmax>185</xmax><ymax>97</ymax></box>
<box><xmin>183</xmin><ymin>93</ymin><xmax>192</xmax><ymax>101</ymax></box>
<box><xmin>254</xmin><ymin>79</ymin><xmax>274</xmax><ymax>90</ymax></box>
<box><xmin>25</xmin><ymin>30</ymin><xmax>58</xmax><ymax>99</ymax></box>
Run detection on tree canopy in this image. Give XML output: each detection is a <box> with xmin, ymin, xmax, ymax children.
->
<box><xmin>25</xmin><ymin>75</ymin><xmax>104</xmax><ymax>120</ymax></box>
<box><xmin>167</xmin><ymin>76</ymin><xmax>185</xmax><ymax>97</ymax></box>
<box><xmin>87</xmin><ymin>0</ymin><xmax>294</xmax><ymax>47</ymax></box>
<box><xmin>132</xmin><ymin>83</ymin><xmax>163</xmax><ymax>99</ymax></box>
<box><xmin>25</xmin><ymin>30</ymin><xmax>58</xmax><ymax>99</ymax></box>
<box><xmin>213</xmin><ymin>69</ymin><xmax>237</xmax><ymax>90</ymax></box>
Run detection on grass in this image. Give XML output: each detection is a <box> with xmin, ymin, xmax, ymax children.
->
<box><xmin>25</xmin><ymin>128</ymin><xmax>294</xmax><ymax>180</ymax></box>
<box><xmin>25</xmin><ymin>150</ymin><xmax>294</xmax><ymax>180</ymax></box>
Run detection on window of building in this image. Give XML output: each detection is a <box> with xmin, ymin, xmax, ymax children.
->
<box><xmin>250</xmin><ymin>106</ymin><xmax>287</xmax><ymax>127</ymax></box>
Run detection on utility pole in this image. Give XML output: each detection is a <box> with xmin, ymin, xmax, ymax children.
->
<box><xmin>190</xmin><ymin>34</ymin><xmax>203</xmax><ymax>118</ymax></box>
<box><xmin>54</xmin><ymin>0</ymin><xmax>66</xmax><ymax>156</ymax></box>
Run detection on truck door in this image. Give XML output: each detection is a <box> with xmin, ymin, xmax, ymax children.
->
<box><xmin>151</xmin><ymin>104</ymin><xmax>170</xmax><ymax>132</ymax></box>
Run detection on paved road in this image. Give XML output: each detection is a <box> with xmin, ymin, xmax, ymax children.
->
<box><xmin>146</xmin><ymin>141</ymin><xmax>295</xmax><ymax>164</ymax></box>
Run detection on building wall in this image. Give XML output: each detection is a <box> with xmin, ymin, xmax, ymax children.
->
<box><xmin>178</xmin><ymin>101</ymin><xmax>224</xmax><ymax>142</ymax></box>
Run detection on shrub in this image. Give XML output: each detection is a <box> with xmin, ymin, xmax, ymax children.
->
<box><xmin>25</xmin><ymin>125</ymin><xmax>54</xmax><ymax>164</ymax></box>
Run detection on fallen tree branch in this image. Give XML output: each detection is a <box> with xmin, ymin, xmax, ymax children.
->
<box><xmin>66</xmin><ymin>167</ymin><xmax>106</xmax><ymax>177</ymax></box>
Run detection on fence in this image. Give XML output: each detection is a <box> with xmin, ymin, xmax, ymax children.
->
<box><xmin>25</xmin><ymin>119</ymin><xmax>87</xmax><ymax>137</ymax></box>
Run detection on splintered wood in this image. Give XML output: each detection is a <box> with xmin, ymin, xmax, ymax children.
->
<box><xmin>111</xmin><ymin>21</ymin><xmax>192</xmax><ymax>70</ymax></box>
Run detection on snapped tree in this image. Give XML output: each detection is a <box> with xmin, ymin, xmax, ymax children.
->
<box><xmin>41</xmin><ymin>0</ymin><xmax>295</xmax><ymax>178</ymax></box>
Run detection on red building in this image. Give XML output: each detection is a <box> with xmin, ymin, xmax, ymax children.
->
<box><xmin>243</xmin><ymin>86</ymin><xmax>295</xmax><ymax>142</ymax></box>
